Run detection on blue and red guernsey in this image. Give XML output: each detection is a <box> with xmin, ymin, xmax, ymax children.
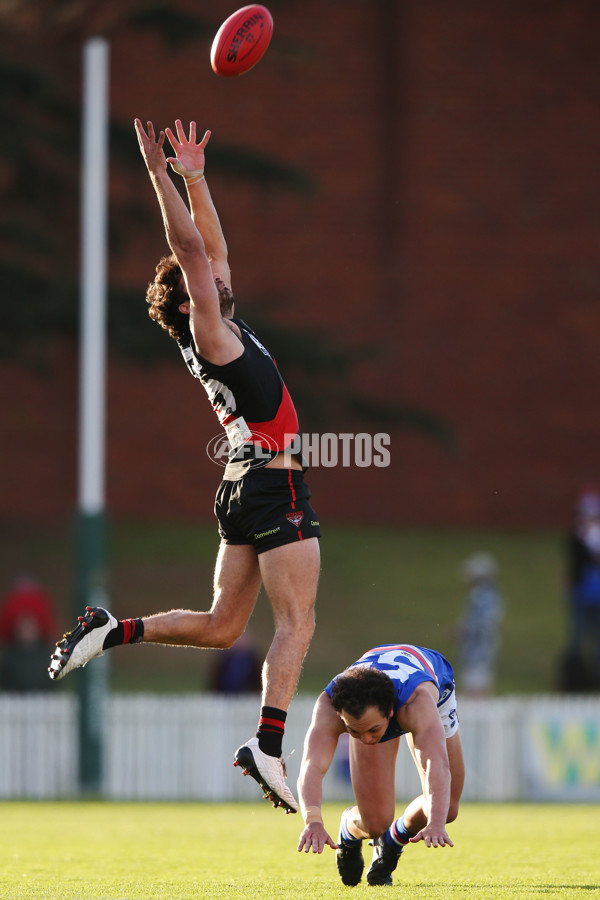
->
<box><xmin>324</xmin><ymin>644</ymin><xmax>455</xmax><ymax>743</ymax></box>
<box><xmin>178</xmin><ymin>317</ymin><xmax>302</xmax><ymax>479</ymax></box>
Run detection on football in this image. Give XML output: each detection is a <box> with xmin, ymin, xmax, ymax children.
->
<box><xmin>210</xmin><ymin>5</ymin><xmax>273</xmax><ymax>77</ymax></box>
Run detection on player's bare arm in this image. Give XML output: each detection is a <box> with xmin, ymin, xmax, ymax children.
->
<box><xmin>134</xmin><ymin>118</ymin><xmax>240</xmax><ymax>363</ymax></box>
<box><xmin>399</xmin><ymin>683</ymin><xmax>454</xmax><ymax>848</ymax></box>
<box><xmin>297</xmin><ymin>693</ymin><xmax>343</xmax><ymax>854</ymax></box>
<box><xmin>165</xmin><ymin>120</ymin><xmax>232</xmax><ymax>290</ymax></box>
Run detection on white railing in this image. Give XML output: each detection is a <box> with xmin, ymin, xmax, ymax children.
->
<box><xmin>1</xmin><ymin>694</ymin><xmax>599</xmax><ymax>801</ymax></box>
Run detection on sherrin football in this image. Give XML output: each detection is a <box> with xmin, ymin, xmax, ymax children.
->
<box><xmin>211</xmin><ymin>5</ymin><xmax>274</xmax><ymax>77</ymax></box>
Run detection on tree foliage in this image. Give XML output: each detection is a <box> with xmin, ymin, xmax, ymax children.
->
<box><xmin>0</xmin><ymin>1</ymin><xmax>313</xmax><ymax>360</ymax></box>
<box><xmin>0</xmin><ymin>0</ymin><xmax>456</xmax><ymax>449</ymax></box>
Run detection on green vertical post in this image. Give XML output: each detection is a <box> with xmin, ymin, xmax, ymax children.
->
<box><xmin>75</xmin><ymin>510</ymin><xmax>109</xmax><ymax>792</ymax></box>
<box><xmin>77</xmin><ymin>36</ymin><xmax>110</xmax><ymax>795</ymax></box>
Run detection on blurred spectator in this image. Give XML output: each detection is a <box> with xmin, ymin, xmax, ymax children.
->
<box><xmin>208</xmin><ymin>629</ymin><xmax>262</xmax><ymax>694</ymax></box>
<box><xmin>0</xmin><ymin>574</ymin><xmax>58</xmax><ymax>692</ymax></box>
<box><xmin>456</xmin><ymin>553</ymin><xmax>504</xmax><ymax>699</ymax></box>
<box><xmin>560</xmin><ymin>487</ymin><xmax>600</xmax><ymax>692</ymax></box>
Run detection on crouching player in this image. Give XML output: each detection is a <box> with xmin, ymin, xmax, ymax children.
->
<box><xmin>296</xmin><ymin>644</ymin><xmax>465</xmax><ymax>886</ymax></box>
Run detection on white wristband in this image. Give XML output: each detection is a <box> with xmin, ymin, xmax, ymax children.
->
<box><xmin>168</xmin><ymin>159</ymin><xmax>205</xmax><ymax>182</ymax></box>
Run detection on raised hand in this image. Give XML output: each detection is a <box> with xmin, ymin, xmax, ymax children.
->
<box><xmin>165</xmin><ymin>119</ymin><xmax>211</xmax><ymax>180</ymax></box>
<box><xmin>134</xmin><ymin>119</ymin><xmax>167</xmax><ymax>176</ymax></box>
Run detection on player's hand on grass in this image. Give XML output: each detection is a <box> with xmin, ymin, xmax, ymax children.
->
<box><xmin>410</xmin><ymin>823</ymin><xmax>454</xmax><ymax>848</ymax></box>
<box><xmin>165</xmin><ymin>119</ymin><xmax>210</xmax><ymax>180</ymax></box>
<box><xmin>134</xmin><ymin>119</ymin><xmax>168</xmax><ymax>176</ymax></box>
<box><xmin>297</xmin><ymin>822</ymin><xmax>338</xmax><ymax>854</ymax></box>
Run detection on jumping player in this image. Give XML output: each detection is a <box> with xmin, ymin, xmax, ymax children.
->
<box><xmin>48</xmin><ymin>120</ymin><xmax>321</xmax><ymax>814</ymax></box>
<box><xmin>296</xmin><ymin>644</ymin><xmax>465</xmax><ymax>886</ymax></box>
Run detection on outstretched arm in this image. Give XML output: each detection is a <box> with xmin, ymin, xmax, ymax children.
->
<box><xmin>297</xmin><ymin>693</ymin><xmax>344</xmax><ymax>854</ymax></box>
<box><xmin>135</xmin><ymin>118</ymin><xmax>239</xmax><ymax>362</ymax></box>
<box><xmin>165</xmin><ymin>120</ymin><xmax>232</xmax><ymax>290</ymax></box>
<box><xmin>135</xmin><ymin>119</ymin><xmax>207</xmax><ymax>269</ymax></box>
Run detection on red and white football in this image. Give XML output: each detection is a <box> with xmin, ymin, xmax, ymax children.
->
<box><xmin>211</xmin><ymin>5</ymin><xmax>273</xmax><ymax>77</ymax></box>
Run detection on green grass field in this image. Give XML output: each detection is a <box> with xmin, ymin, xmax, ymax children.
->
<box><xmin>0</xmin><ymin>802</ymin><xmax>597</xmax><ymax>899</ymax></box>
<box><xmin>0</xmin><ymin>520</ymin><xmax>567</xmax><ymax>695</ymax></box>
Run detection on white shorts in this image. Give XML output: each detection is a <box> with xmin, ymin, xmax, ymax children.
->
<box><xmin>437</xmin><ymin>687</ymin><xmax>459</xmax><ymax>738</ymax></box>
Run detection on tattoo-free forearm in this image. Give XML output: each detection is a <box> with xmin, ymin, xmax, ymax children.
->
<box><xmin>151</xmin><ymin>169</ymin><xmax>207</xmax><ymax>261</ymax></box>
<box><xmin>421</xmin><ymin>751</ymin><xmax>452</xmax><ymax>827</ymax></box>
<box><xmin>186</xmin><ymin>179</ymin><xmax>227</xmax><ymax>256</ymax></box>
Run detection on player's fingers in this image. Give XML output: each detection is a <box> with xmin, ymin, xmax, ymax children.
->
<box><xmin>165</xmin><ymin>128</ymin><xmax>178</xmax><ymax>152</ymax></box>
<box><xmin>134</xmin><ymin>118</ymin><xmax>146</xmax><ymax>146</ymax></box>
<box><xmin>189</xmin><ymin>121</ymin><xmax>197</xmax><ymax>142</ymax></box>
<box><xmin>200</xmin><ymin>129</ymin><xmax>211</xmax><ymax>148</ymax></box>
<box><xmin>175</xmin><ymin>119</ymin><xmax>186</xmax><ymax>142</ymax></box>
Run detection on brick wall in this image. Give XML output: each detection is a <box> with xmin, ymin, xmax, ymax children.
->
<box><xmin>2</xmin><ymin>0</ymin><xmax>599</xmax><ymax>529</ymax></box>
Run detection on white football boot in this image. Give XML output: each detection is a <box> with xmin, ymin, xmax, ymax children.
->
<box><xmin>234</xmin><ymin>736</ymin><xmax>298</xmax><ymax>813</ymax></box>
<box><xmin>48</xmin><ymin>606</ymin><xmax>117</xmax><ymax>681</ymax></box>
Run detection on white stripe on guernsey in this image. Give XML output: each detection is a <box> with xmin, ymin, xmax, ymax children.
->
<box><xmin>202</xmin><ymin>380</ymin><xmax>236</xmax><ymax>424</ymax></box>
<box><xmin>180</xmin><ymin>345</ymin><xmax>237</xmax><ymax>424</ymax></box>
<box><xmin>246</xmin><ymin>331</ymin><xmax>270</xmax><ymax>356</ymax></box>
<box><xmin>358</xmin><ymin>645</ymin><xmax>439</xmax><ymax>686</ymax></box>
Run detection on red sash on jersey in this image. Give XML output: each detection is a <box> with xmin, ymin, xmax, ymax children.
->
<box><xmin>363</xmin><ymin>644</ymin><xmax>439</xmax><ymax>685</ymax></box>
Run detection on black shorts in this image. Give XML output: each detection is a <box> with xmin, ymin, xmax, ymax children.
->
<box><xmin>215</xmin><ymin>468</ymin><xmax>321</xmax><ymax>554</ymax></box>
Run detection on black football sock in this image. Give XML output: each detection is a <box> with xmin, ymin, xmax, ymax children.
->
<box><xmin>256</xmin><ymin>706</ymin><xmax>287</xmax><ymax>757</ymax></box>
<box><xmin>102</xmin><ymin>618</ymin><xmax>144</xmax><ymax>650</ymax></box>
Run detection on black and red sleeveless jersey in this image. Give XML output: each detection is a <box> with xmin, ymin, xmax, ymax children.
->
<box><xmin>178</xmin><ymin>317</ymin><xmax>301</xmax><ymax>479</ymax></box>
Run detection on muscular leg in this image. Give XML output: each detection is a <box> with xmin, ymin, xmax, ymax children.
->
<box><xmin>402</xmin><ymin>731</ymin><xmax>466</xmax><ymax>832</ymax></box>
<box><xmin>258</xmin><ymin>537</ymin><xmax>320</xmax><ymax>709</ymax></box>
<box><xmin>345</xmin><ymin>738</ymin><xmax>399</xmax><ymax>839</ymax></box>
<box><xmin>142</xmin><ymin>542</ymin><xmax>262</xmax><ymax>649</ymax></box>
<box><xmin>228</xmin><ymin>538</ymin><xmax>319</xmax><ymax>813</ymax></box>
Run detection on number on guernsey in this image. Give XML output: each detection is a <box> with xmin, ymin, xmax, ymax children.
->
<box><xmin>369</xmin><ymin>649</ymin><xmax>425</xmax><ymax>683</ymax></box>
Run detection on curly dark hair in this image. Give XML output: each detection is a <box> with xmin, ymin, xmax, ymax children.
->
<box><xmin>330</xmin><ymin>666</ymin><xmax>395</xmax><ymax>719</ymax></box>
<box><xmin>146</xmin><ymin>253</ymin><xmax>236</xmax><ymax>343</ymax></box>
<box><xmin>146</xmin><ymin>253</ymin><xmax>191</xmax><ymax>342</ymax></box>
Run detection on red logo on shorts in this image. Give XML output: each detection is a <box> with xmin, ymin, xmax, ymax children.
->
<box><xmin>286</xmin><ymin>511</ymin><xmax>304</xmax><ymax>527</ymax></box>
